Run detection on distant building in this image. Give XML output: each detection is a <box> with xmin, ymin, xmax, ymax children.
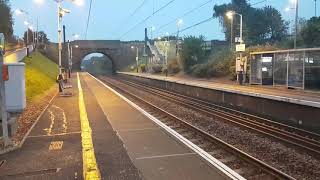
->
<box><xmin>202</xmin><ymin>40</ymin><xmax>228</xmax><ymax>53</ymax></box>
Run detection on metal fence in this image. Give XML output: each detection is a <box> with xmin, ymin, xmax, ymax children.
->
<box><xmin>250</xmin><ymin>48</ymin><xmax>320</xmax><ymax>90</ymax></box>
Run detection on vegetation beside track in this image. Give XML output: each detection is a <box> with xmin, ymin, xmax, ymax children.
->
<box><xmin>23</xmin><ymin>52</ymin><xmax>58</xmax><ymax>101</ymax></box>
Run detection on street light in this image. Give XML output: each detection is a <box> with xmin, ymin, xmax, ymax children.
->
<box><xmin>226</xmin><ymin>11</ymin><xmax>244</xmax><ymax>85</ymax></box>
<box><xmin>226</xmin><ymin>11</ymin><xmax>243</xmax><ymax>44</ymax></box>
<box><xmin>15</xmin><ymin>9</ymin><xmax>36</xmax><ymax>46</ymax></box>
<box><xmin>176</xmin><ymin>19</ymin><xmax>183</xmax><ymax>56</ymax></box>
<box><xmin>149</xmin><ymin>26</ymin><xmax>156</xmax><ymax>40</ymax></box>
<box><xmin>226</xmin><ymin>11</ymin><xmax>234</xmax><ymax>49</ymax></box>
<box><xmin>73</xmin><ymin>33</ymin><xmax>80</xmax><ymax>39</ymax></box>
<box><xmin>288</xmin><ymin>0</ymin><xmax>298</xmax><ymax>48</ymax></box>
<box><xmin>131</xmin><ymin>46</ymin><xmax>139</xmax><ymax>73</ymax></box>
<box><xmin>33</xmin><ymin>0</ymin><xmax>44</xmax><ymax>5</ymax></box>
<box><xmin>33</xmin><ymin>0</ymin><xmax>83</xmax><ymax>93</ymax></box>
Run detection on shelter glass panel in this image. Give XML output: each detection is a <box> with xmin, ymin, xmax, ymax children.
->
<box><xmin>250</xmin><ymin>54</ymin><xmax>262</xmax><ymax>84</ymax></box>
<box><xmin>274</xmin><ymin>53</ymin><xmax>288</xmax><ymax>86</ymax></box>
<box><xmin>305</xmin><ymin>51</ymin><xmax>320</xmax><ymax>90</ymax></box>
<box><xmin>288</xmin><ymin>52</ymin><xmax>304</xmax><ymax>88</ymax></box>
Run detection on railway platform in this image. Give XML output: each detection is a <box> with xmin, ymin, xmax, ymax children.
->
<box><xmin>0</xmin><ymin>72</ymin><xmax>243</xmax><ymax>179</ymax></box>
<box><xmin>81</xmin><ymin>72</ymin><xmax>241</xmax><ymax>180</ymax></box>
<box><xmin>118</xmin><ymin>72</ymin><xmax>320</xmax><ymax>108</ymax></box>
<box><xmin>118</xmin><ymin>72</ymin><xmax>320</xmax><ymax>132</ymax></box>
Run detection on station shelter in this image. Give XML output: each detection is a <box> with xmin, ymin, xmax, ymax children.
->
<box><xmin>250</xmin><ymin>48</ymin><xmax>320</xmax><ymax>90</ymax></box>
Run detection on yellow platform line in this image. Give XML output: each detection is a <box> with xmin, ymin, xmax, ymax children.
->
<box><xmin>77</xmin><ymin>73</ymin><xmax>101</xmax><ymax>180</ymax></box>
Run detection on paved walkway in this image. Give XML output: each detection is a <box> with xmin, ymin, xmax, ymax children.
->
<box><xmin>119</xmin><ymin>72</ymin><xmax>320</xmax><ymax>108</ymax></box>
<box><xmin>0</xmin><ymin>74</ymin><xmax>141</xmax><ymax>179</ymax></box>
<box><xmin>0</xmin><ymin>72</ymin><xmax>233</xmax><ymax>179</ymax></box>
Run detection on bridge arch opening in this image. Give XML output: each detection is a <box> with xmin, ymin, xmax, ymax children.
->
<box><xmin>80</xmin><ymin>53</ymin><xmax>114</xmax><ymax>75</ymax></box>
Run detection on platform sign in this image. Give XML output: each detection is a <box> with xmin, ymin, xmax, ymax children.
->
<box><xmin>236</xmin><ymin>44</ymin><xmax>246</xmax><ymax>52</ymax></box>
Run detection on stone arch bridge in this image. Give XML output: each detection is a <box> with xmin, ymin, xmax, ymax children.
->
<box><xmin>69</xmin><ymin>40</ymin><xmax>143</xmax><ymax>73</ymax></box>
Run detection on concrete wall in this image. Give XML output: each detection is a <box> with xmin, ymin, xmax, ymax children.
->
<box><xmin>118</xmin><ymin>73</ymin><xmax>320</xmax><ymax>133</ymax></box>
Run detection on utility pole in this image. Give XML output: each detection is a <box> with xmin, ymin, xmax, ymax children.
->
<box><xmin>294</xmin><ymin>0</ymin><xmax>299</xmax><ymax>49</ymax></box>
<box><xmin>315</xmin><ymin>0</ymin><xmax>317</xmax><ymax>17</ymax></box>
<box><xmin>0</xmin><ymin>35</ymin><xmax>9</xmax><ymax>147</ymax></box>
<box><xmin>230</xmin><ymin>17</ymin><xmax>233</xmax><ymax>49</ymax></box>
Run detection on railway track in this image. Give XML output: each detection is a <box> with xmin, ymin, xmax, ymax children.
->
<box><xmin>101</xmin><ymin>77</ymin><xmax>295</xmax><ymax>180</ymax></box>
<box><xmin>113</xmin><ymin>77</ymin><xmax>320</xmax><ymax>157</ymax></box>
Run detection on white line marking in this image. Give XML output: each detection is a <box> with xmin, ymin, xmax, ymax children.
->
<box><xmin>136</xmin><ymin>152</ymin><xmax>197</xmax><ymax>160</ymax></box>
<box><xmin>28</xmin><ymin>131</ymin><xmax>81</xmax><ymax>138</ymax></box>
<box><xmin>0</xmin><ymin>92</ymin><xmax>57</xmax><ymax>155</ymax></box>
<box><xmin>88</xmin><ymin>73</ymin><xmax>246</xmax><ymax>180</ymax></box>
<box><xmin>119</xmin><ymin>127</ymin><xmax>159</xmax><ymax>132</ymax></box>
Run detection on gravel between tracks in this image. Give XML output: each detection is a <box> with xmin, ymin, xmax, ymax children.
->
<box><xmin>101</xmin><ymin>76</ymin><xmax>320</xmax><ymax>180</ymax></box>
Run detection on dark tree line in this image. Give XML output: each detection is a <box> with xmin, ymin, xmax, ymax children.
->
<box><xmin>0</xmin><ymin>0</ymin><xmax>14</xmax><ymax>40</ymax></box>
<box><xmin>23</xmin><ymin>30</ymin><xmax>49</xmax><ymax>45</ymax></box>
<box><xmin>213</xmin><ymin>0</ymin><xmax>288</xmax><ymax>45</ymax></box>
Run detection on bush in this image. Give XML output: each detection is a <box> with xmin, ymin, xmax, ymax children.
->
<box><xmin>191</xmin><ymin>64</ymin><xmax>209</xmax><ymax>78</ymax></box>
<box><xmin>167</xmin><ymin>60</ymin><xmax>180</xmax><ymax>74</ymax></box>
<box><xmin>151</xmin><ymin>64</ymin><xmax>163</xmax><ymax>73</ymax></box>
<box><xmin>180</xmin><ymin>36</ymin><xmax>206</xmax><ymax>73</ymax></box>
<box><xmin>140</xmin><ymin>64</ymin><xmax>146</xmax><ymax>73</ymax></box>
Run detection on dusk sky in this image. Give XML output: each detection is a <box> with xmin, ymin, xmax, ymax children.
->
<box><xmin>11</xmin><ymin>0</ymin><xmax>317</xmax><ymax>42</ymax></box>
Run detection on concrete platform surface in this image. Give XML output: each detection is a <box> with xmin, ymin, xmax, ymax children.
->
<box><xmin>119</xmin><ymin>72</ymin><xmax>320</xmax><ymax>108</ymax></box>
<box><xmin>0</xmin><ymin>73</ymin><xmax>142</xmax><ymax>180</ymax></box>
<box><xmin>81</xmin><ymin>72</ymin><xmax>231</xmax><ymax>180</ymax></box>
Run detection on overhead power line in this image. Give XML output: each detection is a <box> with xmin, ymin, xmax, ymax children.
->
<box><xmin>118</xmin><ymin>0</ymin><xmax>148</xmax><ymax>27</ymax></box>
<box><xmin>119</xmin><ymin>0</ymin><xmax>177</xmax><ymax>39</ymax></box>
<box><xmin>85</xmin><ymin>0</ymin><xmax>93</xmax><ymax>39</ymax></box>
<box><xmin>166</xmin><ymin>17</ymin><xmax>214</xmax><ymax>36</ymax></box>
<box><xmin>251</xmin><ymin>0</ymin><xmax>267</xmax><ymax>6</ymax></box>
<box><xmin>155</xmin><ymin>0</ymin><xmax>213</xmax><ymax>34</ymax></box>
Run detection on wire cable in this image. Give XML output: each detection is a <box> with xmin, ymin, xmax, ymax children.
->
<box><xmin>168</xmin><ymin>17</ymin><xmax>214</xmax><ymax>36</ymax></box>
<box><xmin>119</xmin><ymin>0</ymin><xmax>177</xmax><ymax>39</ymax></box>
<box><xmin>85</xmin><ymin>0</ymin><xmax>93</xmax><ymax>39</ymax></box>
<box><xmin>251</xmin><ymin>0</ymin><xmax>267</xmax><ymax>6</ymax></box>
<box><xmin>155</xmin><ymin>0</ymin><xmax>213</xmax><ymax>34</ymax></box>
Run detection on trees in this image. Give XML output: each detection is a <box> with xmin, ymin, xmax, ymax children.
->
<box><xmin>300</xmin><ymin>17</ymin><xmax>320</xmax><ymax>48</ymax></box>
<box><xmin>38</xmin><ymin>31</ymin><xmax>49</xmax><ymax>44</ymax></box>
<box><xmin>0</xmin><ymin>0</ymin><xmax>14</xmax><ymax>40</ymax></box>
<box><xmin>23</xmin><ymin>29</ymin><xmax>34</xmax><ymax>45</ymax></box>
<box><xmin>213</xmin><ymin>0</ymin><xmax>287</xmax><ymax>45</ymax></box>
<box><xmin>180</xmin><ymin>36</ymin><xmax>206</xmax><ymax>72</ymax></box>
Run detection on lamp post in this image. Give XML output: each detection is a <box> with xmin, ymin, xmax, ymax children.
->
<box><xmin>165</xmin><ymin>37</ymin><xmax>169</xmax><ymax>77</ymax></box>
<box><xmin>315</xmin><ymin>0</ymin><xmax>318</xmax><ymax>16</ymax></box>
<box><xmin>176</xmin><ymin>19</ymin><xmax>183</xmax><ymax>56</ymax></box>
<box><xmin>226</xmin><ymin>11</ymin><xmax>242</xmax><ymax>44</ymax></box>
<box><xmin>131</xmin><ymin>46</ymin><xmax>139</xmax><ymax>73</ymax></box>
<box><xmin>226</xmin><ymin>12</ymin><xmax>234</xmax><ymax>49</ymax></box>
<box><xmin>34</xmin><ymin>0</ymin><xmax>83</xmax><ymax>93</ymax></box>
<box><xmin>294</xmin><ymin>0</ymin><xmax>298</xmax><ymax>49</ymax></box>
<box><xmin>16</xmin><ymin>9</ymin><xmax>39</xmax><ymax>48</ymax></box>
<box><xmin>226</xmin><ymin>11</ymin><xmax>244</xmax><ymax>85</ymax></box>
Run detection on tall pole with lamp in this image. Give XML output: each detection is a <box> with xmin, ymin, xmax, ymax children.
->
<box><xmin>227</xmin><ymin>11</ymin><xmax>244</xmax><ymax>85</ymax></box>
<box><xmin>294</xmin><ymin>0</ymin><xmax>299</xmax><ymax>49</ymax></box>
<box><xmin>176</xmin><ymin>19</ymin><xmax>183</xmax><ymax>56</ymax></box>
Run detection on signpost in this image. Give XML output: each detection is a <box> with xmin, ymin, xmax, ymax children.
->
<box><xmin>236</xmin><ymin>44</ymin><xmax>246</xmax><ymax>52</ymax></box>
<box><xmin>236</xmin><ymin>43</ymin><xmax>246</xmax><ymax>85</ymax></box>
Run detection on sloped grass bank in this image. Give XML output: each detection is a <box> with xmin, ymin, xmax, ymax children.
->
<box><xmin>23</xmin><ymin>52</ymin><xmax>58</xmax><ymax>101</ymax></box>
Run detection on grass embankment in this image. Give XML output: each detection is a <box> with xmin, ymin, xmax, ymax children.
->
<box><xmin>23</xmin><ymin>52</ymin><xmax>58</xmax><ymax>101</ymax></box>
